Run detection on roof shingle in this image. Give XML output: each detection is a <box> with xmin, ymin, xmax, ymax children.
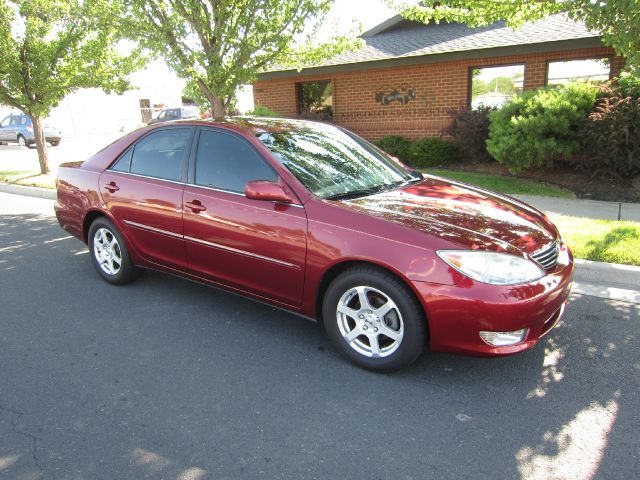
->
<box><xmin>265</xmin><ymin>14</ymin><xmax>601</xmax><ymax>73</ymax></box>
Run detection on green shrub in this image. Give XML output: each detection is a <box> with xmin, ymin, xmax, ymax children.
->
<box><xmin>375</xmin><ymin>135</ymin><xmax>413</xmax><ymax>163</ymax></box>
<box><xmin>616</xmin><ymin>71</ymin><xmax>640</xmax><ymax>98</ymax></box>
<box><xmin>486</xmin><ymin>82</ymin><xmax>598</xmax><ymax>173</ymax></box>
<box><xmin>578</xmin><ymin>84</ymin><xmax>640</xmax><ymax>178</ymax></box>
<box><xmin>246</xmin><ymin>104</ymin><xmax>280</xmax><ymax>117</ymax></box>
<box><xmin>408</xmin><ymin>137</ymin><xmax>459</xmax><ymax>168</ymax></box>
<box><xmin>443</xmin><ymin>106</ymin><xmax>494</xmax><ymax>163</ymax></box>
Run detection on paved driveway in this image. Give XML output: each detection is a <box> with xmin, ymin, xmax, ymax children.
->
<box><xmin>1</xmin><ymin>193</ymin><xmax>638</xmax><ymax>479</ymax></box>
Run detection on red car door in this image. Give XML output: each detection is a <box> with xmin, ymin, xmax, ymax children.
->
<box><xmin>182</xmin><ymin>128</ymin><xmax>307</xmax><ymax>307</ymax></box>
<box><xmin>99</xmin><ymin>127</ymin><xmax>193</xmax><ymax>271</ymax></box>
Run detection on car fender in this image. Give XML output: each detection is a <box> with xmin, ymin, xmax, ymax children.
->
<box><xmin>300</xmin><ymin>205</ymin><xmax>456</xmax><ymax>318</ymax></box>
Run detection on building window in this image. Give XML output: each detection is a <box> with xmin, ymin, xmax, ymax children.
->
<box><xmin>547</xmin><ymin>58</ymin><xmax>610</xmax><ymax>87</ymax></box>
<box><xmin>470</xmin><ymin>65</ymin><xmax>524</xmax><ymax>109</ymax></box>
<box><xmin>296</xmin><ymin>80</ymin><xmax>333</xmax><ymax>119</ymax></box>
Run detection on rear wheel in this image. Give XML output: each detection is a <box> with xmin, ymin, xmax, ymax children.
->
<box><xmin>322</xmin><ymin>267</ymin><xmax>426</xmax><ymax>372</ymax></box>
<box><xmin>17</xmin><ymin>135</ymin><xmax>26</xmax><ymax>147</ymax></box>
<box><xmin>50</xmin><ymin>140</ymin><xmax>60</xmax><ymax>147</ymax></box>
<box><xmin>88</xmin><ymin>218</ymin><xmax>140</xmax><ymax>285</ymax></box>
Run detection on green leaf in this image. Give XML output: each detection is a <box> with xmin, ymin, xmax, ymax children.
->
<box><xmin>122</xmin><ymin>0</ymin><xmax>360</xmax><ymax>119</ymax></box>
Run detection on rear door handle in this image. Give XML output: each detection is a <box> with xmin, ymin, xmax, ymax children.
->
<box><xmin>185</xmin><ymin>200</ymin><xmax>206</xmax><ymax>213</ymax></box>
<box><xmin>104</xmin><ymin>181</ymin><xmax>119</xmax><ymax>193</ymax></box>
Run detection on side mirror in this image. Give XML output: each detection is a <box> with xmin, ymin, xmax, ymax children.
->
<box><xmin>245</xmin><ymin>180</ymin><xmax>294</xmax><ymax>203</ymax></box>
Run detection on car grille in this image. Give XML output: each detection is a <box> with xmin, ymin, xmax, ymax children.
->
<box><xmin>531</xmin><ymin>241</ymin><xmax>560</xmax><ymax>270</ymax></box>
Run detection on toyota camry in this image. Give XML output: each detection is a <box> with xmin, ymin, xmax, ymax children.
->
<box><xmin>55</xmin><ymin>118</ymin><xmax>573</xmax><ymax>371</ymax></box>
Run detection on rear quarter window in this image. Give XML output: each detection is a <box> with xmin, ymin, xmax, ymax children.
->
<box><xmin>109</xmin><ymin>148</ymin><xmax>133</xmax><ymax>173</ymax></box>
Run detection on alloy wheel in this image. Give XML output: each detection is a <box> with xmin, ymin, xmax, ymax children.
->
<box><xmin>92</xmin><ymin>227</ymin><xmax>123</xmax><ymax>276</ymax></box>
<box><xmin>336</xmin><ymin>285</ymin><xmax>404</xmax><ymax>358</ymax></box>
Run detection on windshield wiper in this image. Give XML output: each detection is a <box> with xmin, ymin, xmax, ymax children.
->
<box><xmin>409</xmin><ymin>171</ymin><xmax>423</xmax><ymax>181</ymax></box>
<box><xmin>382</xmin><ymin>175</ymin><xmax>422</xmax><ymax>191</ymax></box>
<box><xmin>324</xmin><ymin>177</ymin><xmax>421</xmax><ymax>200</ymax></box>
<box><xmin>324</xmin><ymin>184</ymin><xmax>390</xmax><ymax>201</ymax></box>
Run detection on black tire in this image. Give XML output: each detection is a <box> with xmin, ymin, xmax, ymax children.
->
<box><xmin>50</xmin><ymin>140</ymin><xmax>60</xmax><ymax>147</ymax></box>
<box><xmin>87</xmin><ymin>217</ymin><xmax>140</xmax><ymax>285</ymax></box>
<box><xmin>17</xmin><ymin>134</ymin><xmax>26</xmax><ymax>147</ymax></box>
<box><xmin>322</xmin><ymin>266</ymin><xmax>426</xmax><ymax>372</ymax></box>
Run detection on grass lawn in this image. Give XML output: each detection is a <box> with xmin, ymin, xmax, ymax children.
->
<box><xmin>550</xmin><ymin>214</ymin><xmax>640</xmax><ymax>266</ymax></box>
<box><xmin>427</xmin><ymin>168</ymin><xmax>575</xmax><ymax>198</ymax></box>
<box><xmin>0</xmin><ymin>170</ymin><xmax>55</xmax><ymax>189</ymax></box>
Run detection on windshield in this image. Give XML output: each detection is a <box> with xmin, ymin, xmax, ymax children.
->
<box><xmin>256</xmin><ymin>123</ymin><xmax>416</xmax><ymax>199</ymax></box>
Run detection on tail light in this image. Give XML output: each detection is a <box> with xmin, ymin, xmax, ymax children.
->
<box><xmin>26</xmin><ymin>125</ymin><xmax>33</xmax><ymax>131</ymax></box>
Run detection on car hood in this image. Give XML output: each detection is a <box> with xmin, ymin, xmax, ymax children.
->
<box><xmin>338</xmin><ymin>175</ymin><xmax>557</xmax><ymax>254</ymax></box>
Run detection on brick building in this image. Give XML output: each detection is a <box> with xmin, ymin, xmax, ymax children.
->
<box><xmin>253</xmin><ymin>14</ymin><xmax>624</xmax><ymax>141</ymax></box>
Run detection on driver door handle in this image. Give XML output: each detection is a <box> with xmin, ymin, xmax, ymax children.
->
<box><xmin>103</xmin><ymin>181</ymin><xmax>119</xmax><ymax>193</ymax></box>
<box><xmin>185</xmin><ymin>200</ymin><xmax>207</xmax><ymax>213</ymax></box>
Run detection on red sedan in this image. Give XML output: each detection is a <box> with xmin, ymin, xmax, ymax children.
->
<box><xmin>55</xmin><ymin>118</ymin><xmax>573</xmax><ymax>371</ymax></box>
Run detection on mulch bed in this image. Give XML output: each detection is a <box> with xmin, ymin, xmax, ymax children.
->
<box><xmin>445</xmin><ymin>162</ymin><xmax>640</xmax><ymax>203</ymax></box>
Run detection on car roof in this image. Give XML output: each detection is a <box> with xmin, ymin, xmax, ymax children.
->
<box><xmin>166</xmin><ymin>116</ymin><xmax>335</xmax><ymax>136</ymax></box>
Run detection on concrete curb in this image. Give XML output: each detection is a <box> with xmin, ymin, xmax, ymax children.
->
<box><xmin>0</xmin><ymin>183</ymin><xmax>56</xmax><ymax>200</ymax></box>
<box><xmin>573</xmin><ymin>258</ymin><xmax>640</xmax><ymax>291</ymax></box>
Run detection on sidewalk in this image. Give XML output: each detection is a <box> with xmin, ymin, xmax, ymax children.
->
<box><xmin>514</xmin><ymin>194</ymin><xmax>640</xmax><ymax>222</ymax></box>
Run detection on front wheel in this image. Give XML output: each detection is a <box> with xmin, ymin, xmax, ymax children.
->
<box><xmin>50</xmin><ymin>140</ymin><xmax>60</xmax><ymax>147</ymax></box>
<box><xmin>88</xmin><ymin>218</ymin><xmax>140</xmax><ymax>285</ymax></box>
<box><xmin>322</xmin><ymin>267</ymin><xmax>427</xmax><ymax>372</ymax></box>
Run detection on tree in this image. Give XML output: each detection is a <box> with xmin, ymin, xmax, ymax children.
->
<box><xmin>124</xmin><ymin>0</ymin><xmax>360</xmax><ymax>120</ymax></box>
<box><xmin>0</xmin><ymin>0</ymin><xmax>144</xmax><ymax>174</ymax></box>
<box><xmin>390</xmin><ymin>0</ymin><xmax>640</xmax><ymax>73</ymax></box>
<box><xmin>472</xmin><ymin>76</ymin><xmax>517</xmax><ymax>97</ymax></box>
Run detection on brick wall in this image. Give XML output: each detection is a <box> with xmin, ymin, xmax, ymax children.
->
<box><xmin>254</xmin><ymin>47</ymin><xmax>621</xmax><ymax>141</ymax></box>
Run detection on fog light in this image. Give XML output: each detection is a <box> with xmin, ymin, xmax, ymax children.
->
<box><xmin>479</xmin><ymin>329</ymin><xmax>528</xmax><ymax>347</ymax></box>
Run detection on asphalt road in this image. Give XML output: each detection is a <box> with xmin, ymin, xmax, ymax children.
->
<box><xmin>1</xmin><ymin>193</ymin><xmax>638</xmax><ymax>480</ymax></box>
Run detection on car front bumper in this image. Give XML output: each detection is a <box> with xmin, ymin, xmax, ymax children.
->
<box><xmin>413</xmin><ymin>243</ymin><xmax>574</xmax><ymax>356</ymax></box>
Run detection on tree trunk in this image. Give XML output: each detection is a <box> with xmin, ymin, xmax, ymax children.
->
<box><xmin>211</xmin><ymin>96</ymin><xmax>225</xmax><ymax>121</ymax></box>
<box><xmin>195</xmin><ymin>80</ymin><xmax>226</xmax><ymax>121</ymax></box>
<box><xmin>31</xmin><ymin>115</ymin><xmax>50</xmax><ymax>175</ymax></box>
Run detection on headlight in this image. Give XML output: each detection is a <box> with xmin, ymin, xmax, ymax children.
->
<box><xmin>437</xmin><ymin>250</ymin><xmax>544</xmax><ymax>285</ymax></box>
